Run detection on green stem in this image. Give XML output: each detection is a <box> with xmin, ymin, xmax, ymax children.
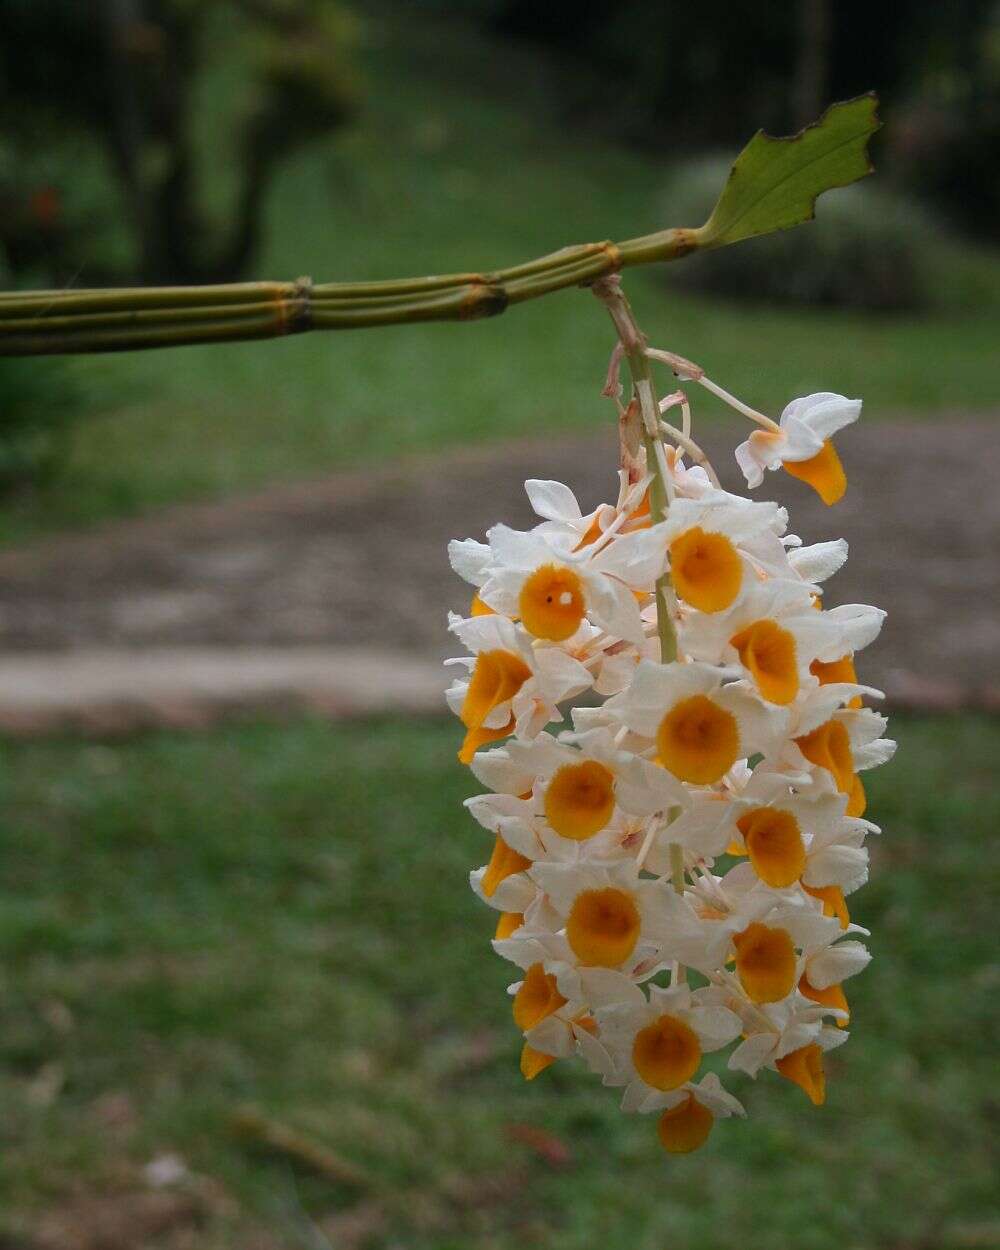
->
<box><xmin>593</xmin><ymin>277</ymin><xmax>687</xmax><ymax>979</ymax></box>
<box><xmin>590</xmin><ymin>275</ymin><xmax>678</xmax><ymax>665</ymax></box>
<box><xmin>0</xmin><ymin>226</ymin><xmax>699</xmax><ymax>357</ymax></box>
<box><xmin>669</xmin><ymin>842</ymin><xmax>686</xmax><ymax>895</ymax></box>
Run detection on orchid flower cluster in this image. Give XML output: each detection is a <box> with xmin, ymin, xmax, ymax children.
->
<box><xmin>445</xmin><ymin>339</ymin><xmax>894</xmax><ymax>1156</ymax></box>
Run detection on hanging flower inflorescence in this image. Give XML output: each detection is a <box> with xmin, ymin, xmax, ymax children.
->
<box><xmin>446</xmin><ymin>278</ymin><xmax>894</xmax><ymax>1155</ymax></box>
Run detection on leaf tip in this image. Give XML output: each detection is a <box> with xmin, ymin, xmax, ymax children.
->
<box><xmin>695</xmin><ymin>92</ymin><xmax>883</xmax><ymax>251</ymax></box>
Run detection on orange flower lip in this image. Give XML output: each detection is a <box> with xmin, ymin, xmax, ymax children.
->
<box><xmin>633</xmin><ymin>1014</ymin><xmax>702</xmax><ymax>1091</ymax></box>
<box><xmin>545</xmin><ymin>760</ymin><xmax>616</xmax><ymax>841</ymax></box>
<box><xmin>784</xmin><ymin>440</ymin><xmax>847</xmax><ymax>506</ymax></box>
<box><xmin>566</xmin><ymin>886</ymin><xmax>641</xmax><ymax>968</ymax></box>
<box><xmin>513</xmin><ymin>962</ymin><xmax>567</xmax><ymax>1032</ymax></box>
<box><xmin>458</xmin><ymin>648</ymin><xmax>532</xmax><ymax>763</ymax></box>
<box><xmin>670</xmin><ymin>527</ymin><xmax>743</xmax><ymax>613</ymax></box>
<box><xmin>519</xmin><ymin>564</ymin><xmax>585</xmax><ymax>641</ymax></box>
<box><xmin>481</xmin><ymin>834</ymin><xmax>531</xmax><ymax>898</ymax></box>
<box><xmin>657</xmin><ymin>1095</ymin><xmax>714</xmax><ymax>1154</ymax></box>
<box><xmin>776</xmin><ymin>1043</ymin><xmax>826</xmax><ymax>1104</ymax></box>
<box><xmin>733</xmin><ymin>922</ymin><xmax>797</xmax><ymax>1003</ymax></box>
<box><xmin>730</xmin><ymin>619</ymin><xmax>799</xmax><ymax>705</ymax></box>
<box><xmin>657</xmin><ymin>694</ymin><xmax>739</xmax><ymax>785</ymax></box>
<box><xmin>737</xmin><ymin>806</ymin><xmax>805</xmax><ymax>887</ymax></box>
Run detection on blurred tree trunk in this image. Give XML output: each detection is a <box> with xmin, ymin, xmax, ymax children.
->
<box><xmin>103</xmin><ymin>0</ymin><xmax>151</xmax><ymax>274</ymax></box>
<box><xmin>792</xmin><ymin>0</ymin><xmax>832</xmax><ymax>129</ymax></box>
<box><xmin>101</xmin><ymin>0</ymin><xmax>266</xmax><ymax>284</ymax></box>
<box><xmin>0</xmin><ymin>0</ymin><xmax>359</xmax><ymax>286</ymax></box>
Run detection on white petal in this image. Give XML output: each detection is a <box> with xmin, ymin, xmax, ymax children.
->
<box><xmin>689</xmin><ymin>1005</ymin><xmax>743</xmax><ymax>1051</ymax></box>
<box><xmin>735</xmin><ymin>436</ymin><xmax>767</xmax><ymax>488</ymax></box>
<box><xmin>728</xmin><ymin>1032</ymin><xmax>778</xmax><ymax>1077</ymax></box>
<box><xmin>690</xmin><ymin>1072</ymin><xmax>746</xmax><ymax>1118</ymax></box>
<box><xmin>525</xmin><ymin>479</ymin><xmax>583</xmax><ymax>523</ymax></box>
<box><xmin>784</xmin><ymin>392</ymin><xmax>861</xmax><ymax>443</ymax></box>
<box><xmin>586</xmin><ymin>574</ymin><xmax>646</xmax><ymax>645</ymax></box>
<box><xmin>854</xmin><ymin>737</ymin><xmax>897</xmax><ymax>770</ymax></box>
<box><xmin>448</xmin><ymin>538</ymin><xmax>491</xmax><ymax>587</ymax></box>
<box><xmin>622</xmin><ymin>1079</ymin><xmax>653</xmax><ymax>1113</ymax></box>
<box><xmin>788</xmin><ymin>539</ymin><xmax>848</xmax><ymax>584</ymax></box>
<box><xmin>470</xmin><ymin>866</ymin><xmax>536</xmax><ymax>912</ymax></box>
<box><xmin>591</xmin><ymin>523</ymin><xmax>670</xmax><ymax>587</ymax></box>
<box><xmin>525</xmin><ymin>1015</ymin><xmax>574</xmax><ymax>1058</ymax></box>
<box><xmin>449</xmin><ymin>613</ymin><xmax>520</xmax><ymax>656</ymax></box>
<box><xmin>470</xmin><ymin>749</ymin><xmax>536</xmax><ymax>797</ymax></box>
<box><xmin>531</xmin><ymin>647</ymin><xmax>593</xmax><ymax>706</ymax></box>
<box><xmin>803</xmin><ymin>845</ymin><xmax>869</xmax><ymax>894</ymax></box>
<box><xmin>806</xmin><ymin>939</ymin><xmax>871</xmax><ymax>989</ymax></box>
<box><xmin>574</xmin><ymin>1023</ymin><xmax>617</xmax><ymax>1078</ymax></box>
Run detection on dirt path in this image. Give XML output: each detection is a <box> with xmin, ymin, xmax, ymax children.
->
<box><xmin>0</xmin><ymin>421</ymin><xmax>997</xmax><ymax>732</ymax></box>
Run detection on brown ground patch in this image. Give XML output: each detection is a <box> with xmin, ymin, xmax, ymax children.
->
<box><xmin>0</xmin><ymin>421</ymin><xmax>996</xmax><ymax>725</ymax></box>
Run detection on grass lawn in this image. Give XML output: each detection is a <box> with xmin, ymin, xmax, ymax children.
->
<box><xmin>3</xmin><ymin>9</ymin><xmax>1000</xmax><ymax>542</ymax></box>
<box><xmin>1</xmin><ymin>713</ymin><xmax>996</xmax><ymax>1248</ymax></box>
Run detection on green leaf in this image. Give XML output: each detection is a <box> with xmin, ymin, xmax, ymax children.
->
<box><xmin>695</xmin><ymin>94</ymin><xmax>880</xmax><ymax>250</ymax></box>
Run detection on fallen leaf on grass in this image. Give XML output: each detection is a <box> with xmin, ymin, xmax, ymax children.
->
<box><xmin>230</xmin><ymin>1107</ymin><xmax>372</xmax><ymax>1189</ymax></box>
<box><xmin>503</xmin><ymin>1123</ymin><xmax>572</xmax><ymax>1168</ymax></box>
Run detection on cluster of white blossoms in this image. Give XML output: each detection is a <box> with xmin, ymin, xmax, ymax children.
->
<box><xmin>446</xmin><ymin>354</ymin><xmax>894</xmax><ymax>1156</ymax></box>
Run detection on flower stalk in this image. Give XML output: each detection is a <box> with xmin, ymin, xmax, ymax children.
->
<box><xmin>592</xmin><ymin>275</ymin><xmax>687</xmax><ymax>988</ymax></box>
<box><xmin>591</xmin><ymin>274</ymin><xmax>678</xmax><ymax>666</ymax></box>
<box><xmin>446</xmin><ymin>301</ymin><xmax>892</xmax><ymax>1151</ymax></box>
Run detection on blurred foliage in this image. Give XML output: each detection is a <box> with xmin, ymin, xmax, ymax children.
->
<box><xmin>665</xmin><ymin>158</ymin><xmax>940</xmax><ymax>311</ymax></box>
<box><xmin>0</xmin><ymin>0</ymin><xmax>361</xmax><ymax>284</ymax></box>
<box><xmin>888</xmin><ymin>94</ymin><xmax>1000</xmax><ymax>241</ymax></box>
<box><xmin>441</xmin><ymin>0</ymin><xmax>1000</xmax><ymax>242</ymax></box>
<box><xmin>2</xmin><ymin>8</ymin><xmax>999</xmax><ymax>542</ymax></box>
<box><xmin>0</xmin><ymin>358</ymin><xmax>87</xmax><ymax>496</ymax></box>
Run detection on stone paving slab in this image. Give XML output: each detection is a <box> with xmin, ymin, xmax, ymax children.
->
<box><xmin>0</xmin><ymin>420</ymin><xmax>997</xmax><ymax>734</ymax></box>
<box><xmin>0</xmin><ymin>647</ymin><xmax>446</xmax><ymax>736</ymax></box>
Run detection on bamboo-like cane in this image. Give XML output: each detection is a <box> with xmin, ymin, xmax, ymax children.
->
<box><xmin>0</xmin><ymin>229</ymin><xmax>698</xmax><ymax>357</ymax></box>
<box><xmin>0</xmin><ymin>94</ymin><xmax>881</xmax><ymax>357</ymax></box>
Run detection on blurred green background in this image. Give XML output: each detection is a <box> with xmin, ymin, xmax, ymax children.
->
<box><xmin>0</xmin><ymin>3</ymin><xmax>998</xmax><ymax>1247</ymax></box>
<box><xmin>1</xmin><ymin>1</ymin><xmax>999</xmax><ymax>538</ymax></box>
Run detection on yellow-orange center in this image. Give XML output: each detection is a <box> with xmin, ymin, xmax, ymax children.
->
<box><xmin>458</xmin><ymin>648</ymin><xmax>532</xmax><ymax>763</ymax></box>
<box><xmin>799</xmin><ymin>973</ymin><xmax>849</xmax><ymax>1026</ymax></box>
<box><xmin>520</xmin><ymin>1042</ymin><xmax>556</xmax><ymax>1080</ymax></box>
<box><xmin>512</xmin><ymin>962</ymin><xmax>567</xmax><ymax>1032</ymax></box>
<box><xmin>733</xmin><ymin>922</ymin><xmax>797</xmax><ymax>1003</ymax></box>
<box><xmin>624</xmin><ymin>491</ymin><xmax>652</xmax><ymax>533</ymax></box>
<box><xmin>847</xmin><ymin>773</ymin><xmax>867</xmax><ymax>818</ymax></box>
<box><xmin>544</xmin><ymin>760</ymin><xmax>616</xmax><ymax>841</ymax></box>
<box><xmin>775</xmin><ymin>1042</ymin><xmax>826</xmax><ymax>1104</ymax></box>
<box><xmin>736</xmin><ymin>806</ymin><xmax>806</xmax><ymax>888</ymax></box>
<box><xmin>481</xmin><ymin>834</ymin><xmax>532</xmax><ymax>899</ymax></box>
<box><xmin>566</xmin><ymin>887</ymin><xmax>641</xmax><ymax>968</ymax></box>
<box><xmin>803</xmin><ymin>883</ymin><xmax>850</xmax><ymax>930</ymax></box>
<box><xmin>657</xmin><ymin>1095</ymin><xmax>714</xmax><ymax>1154</ymax></box>
<box><xmin>810</xmin><ymin>654</ymin><xmax>863</xmax><ymax>709</ymax></box>
<box><xmin>656</xmin><ymin>694</ymin><xmax>740</xmax><ymax>785</ymax></box>
<box><xmin>469</xmin><ymin>592</ymin><xmax>495</xmax><ymax>617</ymax></box>
<box><xmin>632</xmin><ymin>1014</ymin><xmax>702</xmax><ymax>1091</ymax></box>
<box><xmin>574</xmin><ymin>515</ymin><xmax>605</xmax><ymax>550</ymax></box>
<box><xmin>494</xmin><ymin>911</ymin><xmax>524</xmax><ymax>940</ymax></box>
<box><xmin>669</xmin><ymin>527</ymin><xmax>743</xmax><ymax>613</ymax></box>
<box><xmin>730</xmin><ymin>619</ymin><xmax>799</xmax><ymax>705</ymax></box>
<box><xmin>518</xmin><ymin>564</ymin><xmax>585</xmax><ymax>641</ymax></box>
<box><xmin>783</xmin><ymin>440</ymin><xmax>847</xmax><ymax>506</ymax></box>
<box><xmin>795</xmin><ymin>719</ymin><xmax>855</xmax><ymax>796</ymax></box>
